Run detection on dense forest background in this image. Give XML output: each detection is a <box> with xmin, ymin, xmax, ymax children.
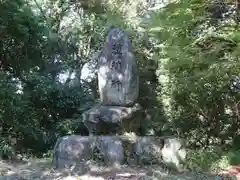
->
<box><xmin>0</xmin><ymin>0</ymin><xmax>239</xmax><ymax>171</ymax></box>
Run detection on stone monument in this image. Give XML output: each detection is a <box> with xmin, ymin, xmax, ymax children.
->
<box><xmin>52</xmin><ymin>27</ymin><xmax>187</xmax><ymax>173</ymax></box>
<box><xmin>82</xmin><ymin>27</ymin><xmax>143</xmax><ymax>136</ymax></box>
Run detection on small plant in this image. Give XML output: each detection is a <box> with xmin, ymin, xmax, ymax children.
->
<box><xmin>185</xmin><ymin>148</ymin><xmax>240</xmax><ymax>173</ymax></box>
<box><xmin>0</xmin><ymin>140</ymin><xmax>15</xmax><ymax>159</ymax></box>
<box><xmin>224</xmin><ymin>149</ymin><xmax>240</xmax><ymax>166</ymax></box>
<box><xmin>185</xmin><ymin>148</ymin><xmax>224</xmax><ymax>172</ymax></box>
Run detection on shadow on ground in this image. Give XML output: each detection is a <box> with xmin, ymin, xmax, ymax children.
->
<box><xmin>0</xmin><ymin>158</ymin><xmax>237</xmax><ymax>180</ymax></box>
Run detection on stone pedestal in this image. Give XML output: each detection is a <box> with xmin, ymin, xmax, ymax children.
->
<box><xmin>52</xmin><ymin>135</ymin><xmax>187</xmax><ymax>172</ymax></box>
<box><xmin>82</xmin><ymin>103</ymin><xmax>144</xmax><ymax>135</ymax></box>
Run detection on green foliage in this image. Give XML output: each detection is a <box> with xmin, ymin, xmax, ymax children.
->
<box><xmin>0</xmin><ymin>0</ymin><xmax>94</xmax><ymax>157</ymax></box>
<box><xmin>186</xmin><ymin>148</ymin><xmax>223</xmax><ymax>172</ymax></box>
<box><xmin>144</xmin><ymin>0</ymin><xmax>240</xmax><ymax>147</ymax></box>
<box><xmin>0</xmin><ymin>0</ymin><xmax>240</xmax><ymax>173</ymax></box>
<box><xmin>186</xmin><ymin>148</ymin><xmax>240</xmax><ymax>172</ymax></box>
<box><xmin>0</xmin><ymin>0</ymin><xmax>47</xmax><ymax>75</ymax></box>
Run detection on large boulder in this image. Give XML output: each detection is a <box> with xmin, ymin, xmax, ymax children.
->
<box><xmin>82</xmin><ymin>103</ymin><xmax>144</xmax><ymax>135</ymax></box>
<box><xmin>98</xmin><ymin>27</ymin><xmax>139</xmax><ymax>106</ymax></box>
<box><xmin>52</xmin><ymin>135</ymin><xmax>96</xmax><ymax>169</ymax></box>
<box><xmin>52</xmin><ymin>135</ymin><xmax>124</xmax><ymax>169</ymax></box>
<box><xmin>96</xmin><ymin>136</ymin><xmax>124</xmax><ymax>167</ymax></box>
<box><xmin>134</xmin><ymin>136</ymin><xmax>164</xmax><ymax>165</ymax></box>
<box><xmin>133</xmin><ymin>136</ymin><xmax>186</xmax><ymax>171</ymax></box>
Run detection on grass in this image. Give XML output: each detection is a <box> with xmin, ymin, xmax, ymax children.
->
<box><xmin>185</xmin><ymin>147</ymin><xmax>240</xmax><ymax>173</ymax></box>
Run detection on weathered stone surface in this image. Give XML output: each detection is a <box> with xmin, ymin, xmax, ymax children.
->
<box><xmin>161</xmin><ymin>137</ymin><xmax>187</xmax><ymax>170</ymax></box>
<box><xmin>52</xmin><ymin>135</ymin><xmax>186</xmax><ymax>171</ymax></box>
<box><xmin>96</xmin><ymin>136</ymin><xmax>124</xmax><ymax>167</ymax></box>
<box><xmin>52</xmin><ymin>135</ymin><xmax>96</xmax><ymax>169</ymax></box>
<box><xmin>82</xmin><ymin>103</ymin><xmax>143</xmax><ymax>135</ymax></box>
<box><xmin>98</xmin><ymin>27</ymin><xmax>139</xmax><ymax>106</ymax></box>
<box><xmin>133</xmin><ymin>136</ymin><xmax>186</xmax><ymax>170</ymax></box>
<box><xmin>119</xmin><ymin>132</ymin><xmax>139</xmax><ymax>165</ymax></box>
<box><xmin>134</xmin><ymin>136</ymin><xmax>164</xmax><ymax>165</ymax></box>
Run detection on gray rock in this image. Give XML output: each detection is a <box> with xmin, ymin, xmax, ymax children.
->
<box><xmin>82</xmin><ymin>103</ymin><xmax>143</xmax><ymax>135</ymax></box>
<box><xmin>96</xmin><ymin>136</ymin><xmax>124</xmax><ymax>167</ymax></box>
<box><xmin>161</xmin><ymin>137</ymin><xmax>187</xmax><ymax>170</ymax></box>
<box><xmin>134</xmin><ymin>136</ymin><xmax>164</xmax><ymax>165</ymax></box>
<box><xmin>51</xmin><ymin>135</ymin><xmax>186</xmax><ymax>172</ymax></box>
<box><xmin>69</xmin><ymin>161</ymin><xmax>91</xmax><ymax>176</ymax></box>
<box><xmin>98</xmin><ymin>27</ymin><xmax>139</xmax><ymax>106</ymax></box>
<box><xmin>133</xmin><ymin>136</ymin><xmax>187</xmax><ymax>170</ymax></box>
<box><xmin>52</xmin><ymin>135</ymin><xmax>96</xmax><ymax>169</ymax></box>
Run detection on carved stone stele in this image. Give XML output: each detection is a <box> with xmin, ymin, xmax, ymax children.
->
<box><xmin>98</xmin><ymin>27</ymin><xmax>139</xmax><ymax>106</ymax></box>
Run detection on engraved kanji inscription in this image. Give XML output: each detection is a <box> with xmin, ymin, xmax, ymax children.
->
<box><xmin>111</xmin><ymin>79</ymin><xmax>122</xmax><ymax>92</ymax></box>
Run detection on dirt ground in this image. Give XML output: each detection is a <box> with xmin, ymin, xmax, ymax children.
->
<box><xmin>0</xmin><ymin>159</ymin><xmax>236</xmax><ymax>180</ymax></box>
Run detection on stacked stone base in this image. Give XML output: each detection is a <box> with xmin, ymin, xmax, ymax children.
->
<box><xmin>52</xmin><ymin>134</ymin><xmax>187</xmax><ymax>173</ymax></box>
<box><xmin>82</xmin><ymin>103</ymin><xmax>144</xmax><ymax>135</ymax></box>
